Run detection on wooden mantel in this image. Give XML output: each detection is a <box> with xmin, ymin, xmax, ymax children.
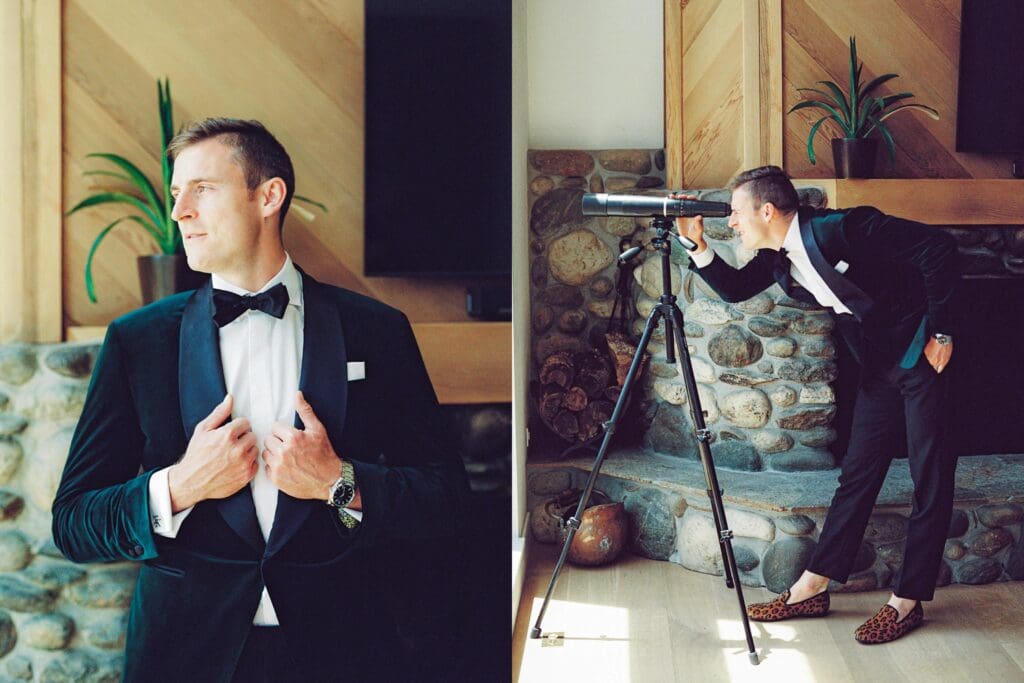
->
<box><xmin>793</xmin><ymin>179</ymin><xmax>1024</xmax><ymax>226</ymax></box>
<box><xmin>67</xmin><ymin>321</ymin><xmax>511</xmax><ymax>406</ymax></box>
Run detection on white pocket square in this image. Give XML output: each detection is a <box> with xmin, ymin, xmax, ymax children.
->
<box><xmin>835</xmin><ymin>260</ymin><xmax>850</xmax><ymax>274</ymax></box>
<box><xmin>347</xmin><ymin>361</ymin><xmax>365</xmax><ymax>381</ymax></box>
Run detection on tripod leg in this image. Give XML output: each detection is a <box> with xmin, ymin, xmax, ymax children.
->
<box><xmin>530</xmin><ymin>308</ymin><xmax>664</xmax><ymax>639</ymax></box>
<box><xmin>668</xmin><ymin>305</ymin><xmax>759</xmax><ymax>664</ymax></box>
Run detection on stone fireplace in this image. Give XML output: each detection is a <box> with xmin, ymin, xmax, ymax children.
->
<box><xmin>526</xmin><ymin>149</ymin><xmax>1024</xmax><ymax>595</ymax></box>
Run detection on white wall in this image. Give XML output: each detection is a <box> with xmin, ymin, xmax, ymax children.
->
<box><xmin>527</xmin><ymin>0</ymin><xmax>663</xmax><ymax>150</ymax></box>
<box><xmin>511</xmin><ymin>0</ymin><xmax>532</xmax><ymax>625</ymax></box>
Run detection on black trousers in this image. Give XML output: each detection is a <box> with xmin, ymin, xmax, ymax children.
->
<box><xmin>807</xmin><ymin>353</ymin><xmax>956</xmax><ymax>601</ymax></box>
<box><xmin>230</xmin><ymin>626</ymin><xmax>301</xmax><ymax>683</ymax></box>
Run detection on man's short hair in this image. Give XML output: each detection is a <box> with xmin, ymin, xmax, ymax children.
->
<box><xmin>167</xmin><ymin>118</ymin><xmax>295</xmax><ymax>230</ymax></box>
<box><xmin>728</xmin><ymin>165</ymin><xmax>800</xmax><ymax>215</ymax></box>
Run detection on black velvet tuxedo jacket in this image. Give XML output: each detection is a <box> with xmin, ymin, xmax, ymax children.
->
<box><xmin>690</xmin><ymin>206</ymin><xmax>960</xmax><ymax>365</ymax></box>
<box><xmin>52</xmin><ymin>270</ymin><xmax>468</xmax><ymax>682</ymax></box>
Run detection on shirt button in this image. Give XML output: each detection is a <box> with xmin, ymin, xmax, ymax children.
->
<box><xmin>129</xmin><ymin>544</ymin><xmax>143</xmax><ymax>557</ymax></box>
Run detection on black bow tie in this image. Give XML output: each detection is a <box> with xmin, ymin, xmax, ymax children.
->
<box><xmin>212</xmin><ymin>283</ymin><xmax>289</xmax><ymax>327</ymax></box>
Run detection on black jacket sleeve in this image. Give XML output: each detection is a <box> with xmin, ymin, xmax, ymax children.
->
<box><xmin>51</xmin><ymin>323</ymin><xmax>159</xmax><ymax>564</ymax></box>
<box><xmin>686</xmin><ymin>249</ymin><xmax>778</xmax><ymax>303</ymax></box>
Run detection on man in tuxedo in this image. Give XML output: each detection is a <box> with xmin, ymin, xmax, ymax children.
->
<box><xmin>675</xmin><ymin>166</ymin><xmax>958</xmax><ymax>644</ymax></box>
<box><xmin>52</xmin><ymin>118</ymin><xmax>468</xmax><ymax>680</ymax></box>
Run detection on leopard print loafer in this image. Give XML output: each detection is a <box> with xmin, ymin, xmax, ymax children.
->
<box><xmin>854</xmin><ymin>602</ymin><xmax>923</xmax><ymax>644</ymax></box>
<box><xmin>746</xmin><ymin>589</ymin><xmax>830</xmax><ymax>622</ymax></box>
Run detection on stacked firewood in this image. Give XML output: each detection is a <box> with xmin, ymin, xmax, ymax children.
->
<box><xmin>537</xmin><ymin>349</ymin><xmax>619</xmax><ymax>442</ymax></box>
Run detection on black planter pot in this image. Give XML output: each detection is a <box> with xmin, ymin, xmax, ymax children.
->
<box><xmin>831</xmin><ymin>138</ymin><xmax>878</xmax><ymax>178</ymax></box>
<box><xmin>137</xmin><ymin>254</ymin><xmax>208</xmax><ymax>304</ymax></box>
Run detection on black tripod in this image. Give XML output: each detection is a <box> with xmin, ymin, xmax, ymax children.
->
<box><xmin>529</xmin><ymin>217</ymin><xmax>759</xmax><ymax>665</ymax></box>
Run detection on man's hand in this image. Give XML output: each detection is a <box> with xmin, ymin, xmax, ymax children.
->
<box><xmin>923</xmin><ymin>337</ymin><xmax>953</xmax><ymax>373</ymax></box>
<box><xmin>670</xmin><ymin>192</ymin><xmax>708</xmax><ymax>254</ymax></box>
<box><xmin>168</xmin><ymin>394</ymin><xmax>258</xmax><ymax>512</ymax></box>
<box><xmin>264</xmin><ymin>391</ymin><xmax>361</xmax><ymax>508</ymax></box>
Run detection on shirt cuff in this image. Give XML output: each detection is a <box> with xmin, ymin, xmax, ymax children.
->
<box><xmin>344</xmin><ymin>508</ymin><xmax>363</xmax><ymax>523</ymax></box>
<box><xmin>148</xmin><ymin>466</ymin><xmax>195</xmax><ymax>538</ymax></box>
<box><xmin>690</xmin><ymin>247</ymin><xmax>715</xmax><ymax>268</ymax></box>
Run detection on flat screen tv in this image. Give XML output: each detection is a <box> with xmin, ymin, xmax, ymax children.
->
<box><xmin>956</xmin><ymin>0</ymin><xmax>1024</xmax><ymax>153</ymax></box>
<box><xmin>364</xmin><ymin>0</ymin><xmax>511</xmax><ymax>277</ymax></box>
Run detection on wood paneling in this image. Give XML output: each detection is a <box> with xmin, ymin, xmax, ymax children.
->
<box><xmin>824</xmin><ymin>180</ymin><xmax>1024</xmax><ymax>226</ymax></box>
<box><xmin>669</xmin><ymin>0</ymin><xmax>1018</xmax><ymax>187</ymax></box>
<box><xmin>663</xmin><ymin>0</ymin><xmax>684</xmax><ymax>188</ymax></box>
<box><xmin>783</xmin><ymin>0</ymin><xmax>1014</xmax><ymax>179</ymax></box>
<box><xmin>0</xmin><ymin>0</ymin><xmax>62</xmax><ymax>343</ymax></box>
<box><xmin>679</xmin><ymin>0</ymin><xmax>744</xmax><ymax>187</ymax></box>
<box><xmin>62</xmin><ymin>0</ymin><xmax>497</xmax><ymax>329</ymax></box>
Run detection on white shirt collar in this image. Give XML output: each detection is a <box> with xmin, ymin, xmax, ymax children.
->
<box><xmin>781</xmin><ymin>212</ymin><xmax>803</xmax><ymax>254</ymax></box>
<box><xmin>210</xmin><ymin>253</ymin><xmax>303</xmax><ymax>309</ymax></box>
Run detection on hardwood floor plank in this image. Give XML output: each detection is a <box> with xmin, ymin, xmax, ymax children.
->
<box><xmin>515</xmin><ymin>542</ymin><xmax>1024</xmax><ymax>682</ymax></box>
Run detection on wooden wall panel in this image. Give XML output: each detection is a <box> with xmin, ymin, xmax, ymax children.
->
<box><xmin>62</xmin><ymin>0</ymin><xmax>493</xmax><ymax>328</ymax></box>
<box><xmin>0</xmin><ymin>0</ymin><xmax>62</xmax><ymax>343</ymax></box>
<box><xmin>670</xmin><ymin>0</ymin><xmax>1018</xmax><ymax>186</ymax></box>
<box><xmin>680</xmin><ymin>0</ymin><xmax>744</xmax><ymax>187</ymax></box>
<box><xmin>783</xmin><ymin>0</ymin><xmax>1015</xmax><ymax>179</ymax></box>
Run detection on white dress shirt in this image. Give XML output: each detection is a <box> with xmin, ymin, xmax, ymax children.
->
<box><xmin>147</xmin><ymin>253</ymin><xmax>360</xmax><ymax>626</ymax></box>
<box><xmin>690</xmin><ymin>213</ymin><xmax>853</xmax><ymax>315</ymax></box>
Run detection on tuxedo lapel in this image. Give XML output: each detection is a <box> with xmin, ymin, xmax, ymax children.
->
<box><xmin>799</xmin><ymin>211</ymin><xmax>874</xmax><ymax>321</ymax></box>
<box><xmin>265</xmin><ymin>271</ymin><xmax>349</xmax><ymax>557</ymax></box>
<box><xmin>179</xmin><ymin>280</ymin><xmax>264</xmax><ymax>553</ymax></box>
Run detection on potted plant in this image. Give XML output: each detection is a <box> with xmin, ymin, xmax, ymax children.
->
<box><xmin>68</xmin><ymin>78</ymin><xmax>327</xmax><ymax>304</ymax></box>
<box><xmin>789</xmin><ymin>37</ymin><xmax>939</xmax><ymax>178</ymax></box>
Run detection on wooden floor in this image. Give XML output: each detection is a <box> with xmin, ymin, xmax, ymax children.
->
<box><xmin>514</xmin><ymin>543</ymin><xmax>1024</xmax><ymax>683</ymax></box>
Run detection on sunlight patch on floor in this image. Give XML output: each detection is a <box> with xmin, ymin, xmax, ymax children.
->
<box><xmin>717</xmin><ymin>619</ymin><xmax>816</xmax><ymax>683</ymax></box>
<box><xmin>518</xmin><ymin>598</ymin><xmax>631</xmax><ymax>682</ymax></box>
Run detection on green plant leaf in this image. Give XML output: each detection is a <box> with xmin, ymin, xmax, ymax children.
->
<box><xmin>855</xmin><ymin>74</ymin><xmax>901</xmax><ymax>131</ymax></box>
<box><xmin>293</xmin><ymin>194</ymin><xmax>328</xmax><ymax>213</ymax></box>
<box><xmin>789</xmin><ymin>100</ymin><xmax>851</xmax><ymax>135</ymax></box>
<box><xmin>848</xmin><ymin>37</ymin><xmax>859</xmax><ymax>134</ymax></box>
<box><xmin>873</xmin><ymin>118</ymin><xmax>898</xmax><ymax>163</ymax></box>
<box><xmin>858</xmin><ymin>73</ymin><xmax>898</xmax><ymax>101</ymax></box>
<box><xmin>83</xmin><ymin>170</ymin><xmax>133</xmax><ymax>183</ymax></box>
<box><xmin>878</xmin><ymin>103</ymin><xmax>940</xmax><ymax>123</ymax></box>
<box><xmin>814</xmin><ymin>81</ymin><xmax>851</xmax><ymax>124</ymax></box>
<box><xmin>806</xmin><ymin>115</ymin><xmax>832</xmax><ymax>165</ymax></box>
<box><xmin>67</xmin><ymin>192</ymin><xmax>164</xmax><ymax>236</ymax></box>
<box><xmin>84</xmin><ymin>218</ymin><xmax>129</xmax><ymax>303</ymax></box>
<box><xmin>85</xmin><ymin>153</ymin><xmax>163</xmax><ymax>216</ymax></box>
<box><xmin>156</xmin><ymin>78</ymin><xmax>177</xmax><ymax>247</ymax></box>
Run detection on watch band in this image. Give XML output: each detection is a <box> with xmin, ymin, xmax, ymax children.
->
<box><xmin>335</xmin><ymin>508</ymin><xmax>359</xmax><ymax>529</ymax></box>
<box><xmin>327</xmin><ymin>460</ymin><xmax>357</xmax><ymax>509</ymax></box>
<box><xmin>933</xmin><ymin>333</ymin><xmax>953</xmax><ymax>346</ymax></box>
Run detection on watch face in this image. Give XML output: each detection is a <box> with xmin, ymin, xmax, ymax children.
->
<box><xmin>332</xmin><ymin>482</ymin><xmax>356</xmax><ymax>508</ymax></box>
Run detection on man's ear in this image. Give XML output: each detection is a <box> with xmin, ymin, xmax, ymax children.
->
<box><xmin>259</xmin><ymin>177</ymin><xmax>287</xmax><ymax>221</ymax></box>
<box><xmin>761</xmin><ymin>202</ymin><xmax>777</xmax><ymax>221</ymax></box>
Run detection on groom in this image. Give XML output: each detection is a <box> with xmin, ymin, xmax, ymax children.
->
<box><xmin>52</xmin><ymin>118</ymin><xmax>468</xmax><ymax>681</ymax></box>
<box><xmin>675</xmin><ymin>165</ymin><xmax>959</xmax><ymax>644</ymax></box>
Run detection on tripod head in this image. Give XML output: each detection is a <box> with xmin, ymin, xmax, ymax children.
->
<box><xmin>650</xmin><ymin>216</ymin><xmax>699</xmax><ymax>252</ymax></box>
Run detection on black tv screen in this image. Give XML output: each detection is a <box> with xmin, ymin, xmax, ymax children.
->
<box><xmin>956</xmin><ymin>0</ymin><xmax>1024</xmax><ymax>153</ymax></box>
<box><xmin>364</xmin><ymin>0</ymin><xmax>511</xmax><ymax>277</ymax></box>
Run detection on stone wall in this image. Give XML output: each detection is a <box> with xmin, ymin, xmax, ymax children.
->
<box><xmin>0</xmin><ymin>344</ymin><xmax>130</xmax><ymax>682</ymax></box>
<box><xmin>527</xmin><ymin>455</ymin><xmax>1024</xmax><ymax>593</ymax></box>
<box><xmin>639</xmin><ymin>186</ymin><xmax>840</xmax><ymax>472</ymax></box>
<box><xmin>528</xmin><ymin>149</ymin><xmax>666</xmax><ymax>446</ymax></box>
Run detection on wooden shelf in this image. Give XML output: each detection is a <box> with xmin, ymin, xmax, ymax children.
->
<box><xmin>794</xmin><ymin>179</ymin><xmax>1024</xmax><ymax>225</ymax></box>
<box><xmin>66</xmin><ymin>321</ymin><xmax>511</xmax><ymax>405</ymax></box>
